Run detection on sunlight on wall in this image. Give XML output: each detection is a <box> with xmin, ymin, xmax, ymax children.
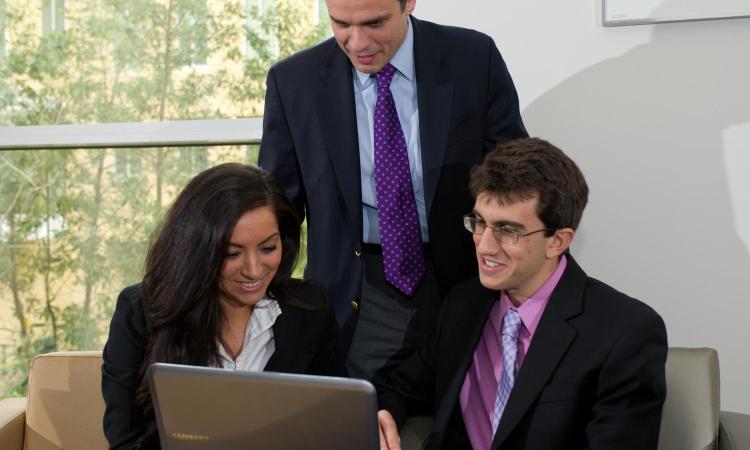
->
<box><xmin>723</xmin><ymin>123</ymin><xmax>750</xmax><ymax>254</ymax></box>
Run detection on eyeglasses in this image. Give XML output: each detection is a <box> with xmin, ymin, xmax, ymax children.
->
<box><xmin>463</xmin><ymin>215</ymin><xmax>557</xmax><ymax>246</ymax></box>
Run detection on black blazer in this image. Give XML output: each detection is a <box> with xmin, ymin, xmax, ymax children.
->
<box><xmin>376</xmin><ymin>257</ymin><xmax>668</xmax><ymax>450</ymax></box>
<box><xmin>101</xmin><ymin>282</ymin><xmax>343</xmax><ymax>450</ymax></box>
<box><xmin>258</xmin><ymin>16</ymin><xmax>527</xmax><ymax>326</ymax></box>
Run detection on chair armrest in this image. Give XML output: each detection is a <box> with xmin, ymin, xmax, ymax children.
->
<box><xmin>0</xmin><ymin>397</ymin><xmax>26</xmax><ymax>450</ymax></box>
<box><xmin>719</xmin><ymin>410</ymin><xmax>750</xmax><ymax>450</ymax></box>
<box><xmin>400</xmin><ymin>415</ymin><xmax>433</xmax><ymax>450</ymax></box>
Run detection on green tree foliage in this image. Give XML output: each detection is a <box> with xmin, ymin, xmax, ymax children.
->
<box><xmin>0</xmin><ymin>0</ymin><xmax>325</xmax><ymax>397</ymax></box>
<box><xmin>227</xmin><ymin>2</ymin><xmax>328</xmax><ymax>115</ymax></box>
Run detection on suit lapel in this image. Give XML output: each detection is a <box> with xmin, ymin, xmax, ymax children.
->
<box><xmin>491</xmin><ymin>258</ymin><xmax>587</xmax><ymax>449</ymax></box>
<box><xmin>412</xmin><ymin>17</ymin><xmax>453</xmax><ymax>218</ymax></box>
<box><xmin>434</xmin><ymin>283</ymin><xmax>497</xmax><ymax>433</ymax></box>
<box><xmin>313</xmin><ymin>43</ymin><xmax>363</xmax><ymax>237</ymax></box>
<box><xmin>264</xmin><ymin>303</ymin><xmax>302</xmax><ymax>371</ymax></box>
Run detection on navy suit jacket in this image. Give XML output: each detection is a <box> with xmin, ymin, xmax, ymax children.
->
<box><xmin>259</xmin><ymin>16</ymin><xmax>528</xmax><ymax>326</ymax></box>
<box><xmin>375</xmin><ymin>257</ymin><xmax>668</xmax><ymax>449</ymax></box>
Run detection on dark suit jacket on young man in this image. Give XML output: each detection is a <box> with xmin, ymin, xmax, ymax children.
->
<box><xmin>375</xmin><ymin>256</ymin><xmax>668</xmax><ymax>450</ymax></box>
<box><xmin>258</xmin><ymin>16</ymin><xmax>528</xmax><ymax>331</ymax></box>
<box><xmin>101</xmin><ymin>282</ymin><xmax>343</xmax><ymax>450</ymax></box>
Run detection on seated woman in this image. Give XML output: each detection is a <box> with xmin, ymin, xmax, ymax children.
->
<box><xmin>101</xmin><ymin>163</ymin><xmax>344</xmax><ymax>449</ymax></box>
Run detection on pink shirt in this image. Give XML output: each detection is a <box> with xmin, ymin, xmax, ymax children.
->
<box><xmin>459</xmin><ymin>255</ymin><xmax>568</xmax><ymax>450</ymax></box>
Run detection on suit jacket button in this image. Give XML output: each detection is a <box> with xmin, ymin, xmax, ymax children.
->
<box><xmin>351</xmin><ymin>300</ymin><xmax>359</xmax><ymax>311</ymax></box>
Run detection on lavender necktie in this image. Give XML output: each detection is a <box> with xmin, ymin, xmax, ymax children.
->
<box><xmin>373</xmin><ymin>63</ymin><xmax>425</xmax><ymax>296</ymax></box>
<box><xmin>492</xmin><ymin>308</ymin><xmax>522</xmax><ymax>433</ymax></box>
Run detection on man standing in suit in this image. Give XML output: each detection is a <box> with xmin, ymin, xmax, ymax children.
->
<box><xmin>259</xmin><ymin>0</ymin><xmax>527</xmax><ymax>379</ymax></box>
<box><xmin>376</xmin><ymin>138</ymin><xmax>668</xmax><ymax>450</ymax></box>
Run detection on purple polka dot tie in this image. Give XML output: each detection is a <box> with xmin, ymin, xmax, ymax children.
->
<box><xmin>373</xmin><ymin>63</ymin><xmax>425</xmax><ymax>296</ymax></box>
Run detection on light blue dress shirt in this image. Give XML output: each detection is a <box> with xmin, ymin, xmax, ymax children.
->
<box><xmin>353</xmin><ymin>18</ymin><xmax>428</xmax><ymax>244</ymax></box>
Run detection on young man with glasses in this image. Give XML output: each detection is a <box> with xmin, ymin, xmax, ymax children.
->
<box><xmin>375</xmin><ymin>137</ymin><xmax>668</xmax><ymax>450</ymax></box>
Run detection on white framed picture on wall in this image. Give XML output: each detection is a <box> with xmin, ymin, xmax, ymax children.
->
<box><xmin>603</xmin><ymin>0</ymin><xmax>750</xmax><ymax>26</ymax></box>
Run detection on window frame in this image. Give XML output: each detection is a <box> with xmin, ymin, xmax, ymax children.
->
<box><xmin>0</xmin><ymin>118</ymin><xmax>263</xmax><ymax>150</ymax></box>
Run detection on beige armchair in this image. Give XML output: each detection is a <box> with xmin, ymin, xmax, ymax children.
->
<box><xmin>658</xmin><ymin>347</ymin><xmax>750</xmax><ymax>450</ymax></box>
<box><xmin>399</xmin><ymin>347</ymin><xmax>750</xmax><ymax>450</ymax></box>
<box><xmin>0</xmin><ymin>351</ymin><xmax>106</xmax><ymax>450</ymax></box>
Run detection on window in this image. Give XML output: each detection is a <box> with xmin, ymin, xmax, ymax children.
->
<box><xmin>1</xmin><ymin>0</ymin><xmax>6</xmax><ymax>57</ymax></box>
<box><xmin>1</xmin><ymin>0</ymin><xmax>326</xmax><ymax>126</ymax></box>
<box><xmin>42</xmin><ymin>0</ymin><xmax>65</xmax><ymax>35</ymax></box>
<box><xmin>245</xmin><ymin>0</ymin><xmax>277</xmax><ymax>60</ymax></box>
<box><xmin>0</xmin><ymin>143</ymin><xmax>257</xmax><ymax>397</ymax></box>
<box><xmin>113</xmin><ymin>150</ymin><xmax>143</xmax><ymax>178</ymax></box>
<box><xmin>317</xmin><ymin>0</ymin><xmax>328</xmax><ymax>25</ymax></box>
<box><xmin>0</xmin><ymin>0</ymin><xmax>325</xmax><ymax>398</ymax></box>
<box><xmin>175</xmin><ymin>0</ymin><xmax>209</xmax><ymax>66</ymax></box>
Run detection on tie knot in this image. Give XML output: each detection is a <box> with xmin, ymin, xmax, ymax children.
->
<box><xmin>501</xmin><ymin>308</ymin><xmax>522</xmax><ymax>339</ymax></box>
<box><xmin>376</xmin><ymin>63</ymin><xmax>397</xmax><ymax>89</ymax></box>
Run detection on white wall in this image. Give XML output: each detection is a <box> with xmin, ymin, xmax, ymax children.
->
<box><xmin>416</xmin><ymin>1</ymin><xmax>750</xmax><ymax>413</ymax></box>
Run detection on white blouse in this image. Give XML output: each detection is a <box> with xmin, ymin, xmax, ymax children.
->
<box><xmin>216</xmin><ymin>297</ymin><xmax>282</xmax><ymax>371</ymax></box>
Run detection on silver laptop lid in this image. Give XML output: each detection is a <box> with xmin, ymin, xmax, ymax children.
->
<box><xmin>148</xmin><ymin>363</ymin><xmax>379</xmax><ymax>450</ymax></box>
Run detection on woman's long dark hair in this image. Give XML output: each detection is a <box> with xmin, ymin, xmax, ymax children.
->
<box><xmin>134</xmin><ymin>163</ymin><xmax>301</xmax><ymax>447</ymax></box>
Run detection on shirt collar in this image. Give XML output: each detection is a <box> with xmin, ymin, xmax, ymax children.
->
<box><xmin>246</xmin><ymin>297</ymin><xmax>282</xmax><ymax>342</ymax></box>
<box><xmin>498</xmin><ymin>255</ymin><xmax>568</xmax><ymax>335</ymax></box>
<box><xmin>353</xmin><ymin>16</ymin><xmax>415</xmax><ymax>88</ymax></box>
<box><xmin>217</xmin><ymin>297</ymin><xmax>282</xmax><ymax>361</ymax></box>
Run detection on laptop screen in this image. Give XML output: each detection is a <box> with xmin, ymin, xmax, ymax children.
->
<box><xmin>148</xmin><ymin>363</ymin><xmax>379</xmax><ymax>450</ymax></box>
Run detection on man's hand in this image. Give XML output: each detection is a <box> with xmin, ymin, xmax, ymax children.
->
<box><xmin>378</xmin><ymin>409</ymin><xmax>402</xmax><ymax>450</ymax></box>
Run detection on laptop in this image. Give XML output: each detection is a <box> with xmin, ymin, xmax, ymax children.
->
<box><xmin>148</xmin><ymin>363</ymin><xmax>379</xmax><ymax>450</ymax></box>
